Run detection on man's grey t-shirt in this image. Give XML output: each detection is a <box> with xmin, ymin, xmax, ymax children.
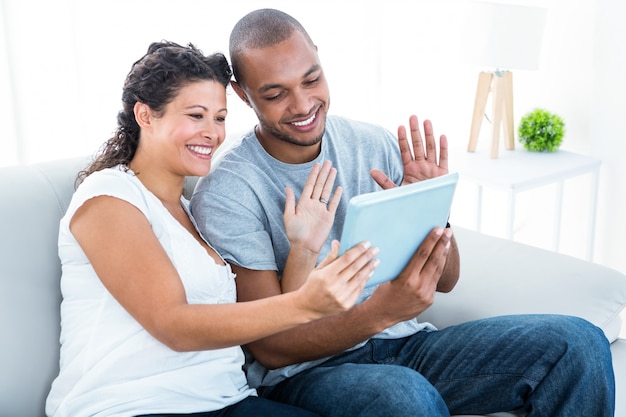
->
<box><xmin>190</xmin><ymin>115</ymin><xmax>436</xmax><ymax>387</ymax></box>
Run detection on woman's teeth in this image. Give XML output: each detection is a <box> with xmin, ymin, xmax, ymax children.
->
<box><xmin>187</xmin><ymin>145</ymin><xmax>212</xmax><ymax>155</ymax></box>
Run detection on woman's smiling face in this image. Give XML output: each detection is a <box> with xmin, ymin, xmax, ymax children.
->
<box><xmin>146</xmin><ymin>80</ymin><xmax>228</xmax><ymax>177</ymax></box>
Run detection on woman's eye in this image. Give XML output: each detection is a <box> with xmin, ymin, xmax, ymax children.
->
<box><xmin>189</xmin><ymin>113</ymin><xmax>203</xmax><ymax>119</ymax></box>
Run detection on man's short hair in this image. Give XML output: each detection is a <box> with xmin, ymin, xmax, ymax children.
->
<box><xmin>229</xmin><ymin>8</ymin><xmax>314</xmax><ymax>85</ymax></box>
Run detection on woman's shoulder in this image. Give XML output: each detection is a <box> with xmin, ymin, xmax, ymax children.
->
<box><xmin>70</xmin><ymin>166</ymin><xmax>148</xmax><ymax>211</ymax></box>
<box><xmin>79</xmin><ymin>165</ymin><xmax>133</xmax><ymax>187</ymax></box>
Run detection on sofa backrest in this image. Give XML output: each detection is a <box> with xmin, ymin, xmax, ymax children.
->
<box><xmin>0</xmin><ymin>157</ymin><xmax>86</xmax><ymax>416</ymax></box>
<box><xmin>0</xmin><ymin>156</ymin><xmax>198</xmax><ymax>416</ymax></box>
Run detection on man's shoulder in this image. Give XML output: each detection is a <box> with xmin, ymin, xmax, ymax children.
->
<box><xmin>325</xmin><ymin>115</ymin><xmax>397</xmax><ymax>149</ymax></box>
<box><xmin>326</xmin><ymin>115</ymin><xmax>389</xmax><ymax>134</ymax></box>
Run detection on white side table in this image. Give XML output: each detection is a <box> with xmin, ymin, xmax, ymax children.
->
<box><xmin>450</xmin><ymin>149</ymin><xmax>601</xmax><ymax>261</ymax></box>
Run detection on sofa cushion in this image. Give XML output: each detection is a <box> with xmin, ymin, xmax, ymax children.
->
<box><xmin>419</xmin><ymin>226</ymin><xmax>626</xmax><ymax>342</ymax></box>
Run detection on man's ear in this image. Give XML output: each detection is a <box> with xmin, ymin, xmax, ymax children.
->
<box><xmin>231</xmin><ymin>81</ymin><xmax>251</xmax><ymax>107</ymax></box>
<box><xmin>133</xmin><ymin>102</ymin><xmax>153</xmax><ymax>129</ymax></box>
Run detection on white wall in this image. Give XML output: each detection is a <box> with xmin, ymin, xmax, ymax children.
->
<box><xmin>1</xmin><ymin>0</ymin><xmax>625</xmax><ymax>276</ymax></box>
<box><xmin>589</xmin><ymin>0</ymin><xmax>626</xmax><ymax>277</ymax></box>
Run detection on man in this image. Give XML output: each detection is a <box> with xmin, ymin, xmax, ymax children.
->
<box><xmin>191</xmin><ymin>8</ymin><xmax>614</xmax><ymax>417</ymax></box>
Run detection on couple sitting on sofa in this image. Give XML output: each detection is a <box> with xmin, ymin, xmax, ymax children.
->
<box><xmin>46</xmin><ymin>8</ymin><xmax>615</xmax><ymax>417</ymax></box>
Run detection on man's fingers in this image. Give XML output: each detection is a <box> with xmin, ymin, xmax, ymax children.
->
<box><xmin>422</xmin><ymin>119</ymin><xmax>437</xmax><ymax>163</ymax></box>
<box><xmin>397</xmin><ymin>125</ymin><xmax>414</xmax><ymax>166</ymax></box>
<box><xmin>409</xmin><ymin>115</ymin><xmax>426</xmax><ymax>161</ymax></box>
<box><xmin>370</xmin><ymin>169</ymin><xmax>398</xmax><ymax>190</ymax></box>
<box><xmin>420</xmin><ymin>228</ymin><xmax>452</xmax><ymax>279</ymax></box>
<box><xmin>438</xmin><ymin>134</ymin><xmax>449</xmax><ymax>172</ymax></box>
<box><xmin>406</xmin><ymin>227</ymin><xmax>448</xmax><ymax>272</ymax></box>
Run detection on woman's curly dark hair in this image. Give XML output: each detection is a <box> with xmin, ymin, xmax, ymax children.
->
<box><xmin>76</xmin><ymin>40</ymin><xmax>232</xmax><ymax>185</ymax></box>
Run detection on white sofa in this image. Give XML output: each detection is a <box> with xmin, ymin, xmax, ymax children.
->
<box><xmin>1</xmin><ymin>156</ymin><xmax>625</xmax><ymax>417</ymax></box>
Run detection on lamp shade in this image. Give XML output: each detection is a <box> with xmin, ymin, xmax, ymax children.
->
<box><xmin>464</xmin><ymin>1</ymin><xmax>547</xmax><ymax>71</ymax></box>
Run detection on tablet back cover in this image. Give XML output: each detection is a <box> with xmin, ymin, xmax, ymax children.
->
<box><xmin>340</xmin><ymin>173</ymin><xmax>458</xmax><ymax>287</ymax></box>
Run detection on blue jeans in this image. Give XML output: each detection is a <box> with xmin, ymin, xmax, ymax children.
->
<box><xmin>262</xmin><ymin>315</ymin><xmax>615</xmax><ymax>417</ymax></box>
<box><xmin>137</xmin><ymin>395</ymin><xmax>321</xmax><ymax>417</ymax></box>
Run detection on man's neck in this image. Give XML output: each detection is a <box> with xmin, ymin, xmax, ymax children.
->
<box><xmin>254</xmin><ymin>125</ymin><xmax>321</xmax><ymax>164</ymax></box>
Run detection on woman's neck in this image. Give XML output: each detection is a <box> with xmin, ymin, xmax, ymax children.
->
<box><xmin>129</xmin><ymin>157</ymin><xmax>185</xmax><ymax>206</ymax></box>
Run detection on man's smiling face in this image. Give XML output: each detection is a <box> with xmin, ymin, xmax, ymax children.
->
<box><xmin>234</xmin><ymin>30</ymin><xmax>331</xmax><ymax>163</ymax></box>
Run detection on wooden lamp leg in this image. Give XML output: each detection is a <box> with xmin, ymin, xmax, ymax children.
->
<box><xmin>490</xmin><ymin>74</ymin><xmax>505</xmax><ymax>158</ymax></box>
<box><xmin>468</xmin><ymin>71</ymin><xmax>493</xmax><ymax>152</ymax></box>
<box><xmin>468</xmin><ymin>70</ymin><xmax>516</xmax><ymax>158</ymax></box>
<box><xmin>502</xmin><ymin>71</ymin><xmax>515</xmax><ymax>150</ymax></box>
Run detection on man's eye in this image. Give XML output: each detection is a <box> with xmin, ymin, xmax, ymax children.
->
<box><xmin>305</xmin><ymin>78</ymin><xmax>319</xmax><ymax>86</ymax></box>
<box><xmin>264</xmin><ymin>92</ymin><xmax>283</xmax><ymax>101</ymax></box>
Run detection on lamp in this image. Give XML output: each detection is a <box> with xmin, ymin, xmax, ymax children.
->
<box><xmin>465</xmin><ymin>1</ymin><xmax>547</xmax><ymax>158</ymax></box>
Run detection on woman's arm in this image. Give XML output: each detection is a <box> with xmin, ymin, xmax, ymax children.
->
<box><xmin>70</xmin><ymin>195</ymin><xmax>377</xmax><ymax>352</ymax></box>
<box><xmin>281</xmin><ymin>161</ymin><xmax>342</xmax><ymax>292</ymax></box>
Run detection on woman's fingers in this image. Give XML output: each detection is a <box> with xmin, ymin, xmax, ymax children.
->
<box><xmin>336</xmin><ymin>241</ymin><xmax>380</xmax><ymax>284</ymax></box>
<box><xmin>284</xmin><ymin>186</ymin><xmax>296</xmax><ymax>216</ymax></box>
<box><xmin>317</xmin><ymin>240</ymin><xmax>340</xmax><ymax>269</ymax></box>
<box><xmin>316</xmin><ymin>241</ymin><xmax>379</xmax><ymax>312</ymax></box>
<box><xmin>301</xmin><ymin>161</ymin><xmax>337</xmax><ymax>205</ymax></box>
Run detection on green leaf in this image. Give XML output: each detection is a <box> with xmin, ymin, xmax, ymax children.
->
<box><xmin>518</xmin><ymin>108</ymin><xmax>565</xmax><ymax>152</ymax></box>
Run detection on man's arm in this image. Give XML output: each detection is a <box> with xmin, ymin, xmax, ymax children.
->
<box><xmin>370</xmin><ymin>116</ymin><xmax>449</xmax><ymax>188</ymax></box>
<box><xmin>438</xmin><ymin>233</ymin><xmax>459</xmax><ymax>292</ymax></box>
<box><xmin>235</xmin><ymin>267</ymin><xmax>389</xmax><ymax>369</ymax></box>
<box><xmin>370</xmin><ymin>115</ymin><xmax>460</xmax><ymax>293</ymax></box>
<box><xmin>235</xmin><ymin>226</ymin><xmax>452</xmax><ymax>369</ymax></box>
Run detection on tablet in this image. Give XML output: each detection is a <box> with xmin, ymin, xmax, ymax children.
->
<box><xmin>339</xmin><ymin>172</ymin><xmax>458</xmax><ymax>287</ymax></box>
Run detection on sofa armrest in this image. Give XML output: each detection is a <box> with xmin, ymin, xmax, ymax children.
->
<box><xmin>418</xmin><ymin>226</ymin><xmax>626</xmax><ymax>342</ymax></box>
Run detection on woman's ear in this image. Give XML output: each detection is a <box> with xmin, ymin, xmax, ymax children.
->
<box><xmin>231</xmin><ymin>81</ymin><xmax>251</xmax><ymax>107</ymax></box>
<box><xmin>134</xmin><ymin>102</ymin><xmax>152</xmax><ymax>129</ymax></box>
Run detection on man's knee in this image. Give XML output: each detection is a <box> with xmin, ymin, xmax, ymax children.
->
<box><xmin>540</xmin><ymin>315</ymin><xmax>611</xmax><ymax>358</ymax></box>
<box><xmin>523</xmin><ymin>315</ymin><xmax>613</xmax><ymax>388</ymax></box>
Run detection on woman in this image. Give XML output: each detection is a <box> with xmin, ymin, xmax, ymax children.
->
<box><xmin>45</xmin><ymin>41</ymin><xmax>378</xmax><ymax>417</ymax></box>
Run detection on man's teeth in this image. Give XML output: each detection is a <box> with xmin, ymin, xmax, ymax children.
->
<box><xmin>292</xmin><ymin>113</ymin><xmax>316</xmax><ymax>127</ymax></box>
<box><xmin>187</xmin><ymin>145</ymin><xmax>212</xmax><ymax>155</ymax></box>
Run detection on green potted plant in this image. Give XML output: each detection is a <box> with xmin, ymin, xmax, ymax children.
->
<box><xmin>518</xmin><ymin>108</ymin><xmax>565</xmax><ymax>152</ymax></box>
